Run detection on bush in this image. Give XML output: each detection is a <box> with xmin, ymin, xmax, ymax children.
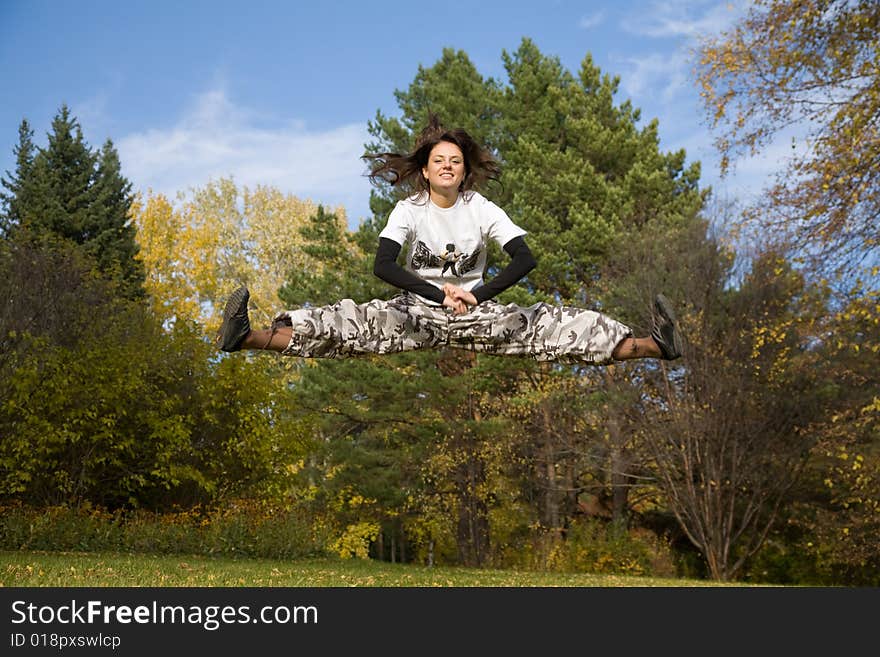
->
<box><xmin>544</xmin><ymin>519</ymin><xmax>677</xmax><ymax>577</ymax></box>
<box><xmin>0</xmin><ymin>502</ymin><xmax>326</xmax><ymax>560</ymax></box>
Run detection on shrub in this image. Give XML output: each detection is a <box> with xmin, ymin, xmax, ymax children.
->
<box><xmin>0</xmin><ymin>502</ymin><xmax>326</xmax><ymax>560</ymax></box>
<box><xmin>544</xmin><ymin>519</ymin><xmax>677</xmax><ymax>577</ymax></box>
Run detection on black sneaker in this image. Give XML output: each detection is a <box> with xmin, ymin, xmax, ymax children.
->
<box><xmin>652</xmin><ymin>294</ymin><xmax>683</xmax><ymax>361</ymax></box>
<box><xmin>218</xmin><ymin>286</ymin><xmax>251</xmax><ymax>352</ymax></box>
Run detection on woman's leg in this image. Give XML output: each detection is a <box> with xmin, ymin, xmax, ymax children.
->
<box><xmin>446</xmin><ymin>293</ymin><xmax>681</xmax><ymax>364</ymax></box>
<box><xmin>610</xmin><ymin>336</ymin><xmax>662</xmax><ymax>360</ymax></box>
<box><xmin>447</xmin><ymin>300</ymin><xmax>633</xmax><ymax>364</ymax></box>
<box><xmin>240</xmin><ymin>324</ymin><xmax>292</xmax><ymax>352</ymax></box>
<box><xmin>217</xmin><ymin>287</ymin><xmax>449</xmax><ymax>357</ymax></box>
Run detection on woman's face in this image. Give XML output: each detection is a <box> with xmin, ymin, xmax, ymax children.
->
<box><xmin>422</xmin><ymin>141</ymin><xmax>465</xmax><ymax>195</ymax></box>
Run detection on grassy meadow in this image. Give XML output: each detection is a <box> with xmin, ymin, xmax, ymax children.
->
<box><xmin>0</xmin><ymin>550</ymin><xmax>752</xmax><ymax>587</ymax></box>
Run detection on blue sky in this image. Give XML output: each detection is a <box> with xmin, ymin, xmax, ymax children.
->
<box><xmin>1</xmin><ymin>0</ymin><xmax>772</xmax><ymax>228</ymax></box>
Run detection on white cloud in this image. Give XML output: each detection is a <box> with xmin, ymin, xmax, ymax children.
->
<box><xmin>612</xmin><ymin>1</ymin><xmax>750</xmax><ymax>107</ymax></box>
<box><xmin>608</xmin><ymin>1</ymin><xmax>751</xmax><ymax>167</ymax></box>
<box><xmin>578</xmin><ymin>11</ymin><xmax>606</xmax><ymax>30</ymax></box>
<box><xmin>617</xmin><ymin>51</ymin><xmax>689</xmax><ymax>102</ymax></box>
<box><xmin>116</xmin><ymin>89</ymin><xmax>374</xmax><ymax>226</ymax></box>
<box><xmin>623</xmin><ymin>0</ymin><xmax>747</xmax><ymax>39</ymax></box>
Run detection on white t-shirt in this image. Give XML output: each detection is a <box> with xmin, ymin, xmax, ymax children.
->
<box><xmin>379</xmin><ymin>191</ymin><xmax>527</xmax><ymax>303</ymax></box>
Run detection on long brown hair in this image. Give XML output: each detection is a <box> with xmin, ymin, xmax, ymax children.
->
<box><xmin>364</xmin><ymin>114</ymin><xmax>501</xmax><ymax>199</ymax></box>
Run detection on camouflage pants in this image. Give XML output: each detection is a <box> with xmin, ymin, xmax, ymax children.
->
<box><xmin>273</xmin><ymin>293</ymin><xmax>632</xmax><ymax>365</ymax></box>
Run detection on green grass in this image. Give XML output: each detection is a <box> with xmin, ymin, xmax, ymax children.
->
<box><xmin>0</xmin><ymin>551</ymin><xmax>750</xmax><ymax>587</ymax></box>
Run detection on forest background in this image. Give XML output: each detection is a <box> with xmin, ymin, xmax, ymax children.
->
<box><xmin>0</xmin><ymin>0</ymin><xmax>877</xmax><ymax>584</ymax></box>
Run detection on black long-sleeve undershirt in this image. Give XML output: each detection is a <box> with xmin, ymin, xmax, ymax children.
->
<box><xmin>472</xmin><ymin>236</ymin><xmax>536</xmax><ymax>303</ymax></box>
<box><xmin>373</xmin><ymin>236</ymin><xmax>536</xmax><ymax>305</ymax></box>
<box><xmin>373</xmin><ymin>237</ymin><xmax>445</xmax><ymax>304</ymax></box>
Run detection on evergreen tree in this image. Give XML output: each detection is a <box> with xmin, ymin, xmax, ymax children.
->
<box><xmin>273</xmin><ymin>40</ymin><xmax>822</xmax><ymax>576</ymax></box>
<box><xmin>25</xmin><ymin>106</ymin><xmax>96</xmax><ymax>242</ymax></box>
<box><xmin>1</xmin><ymin>105</ymin><xmax>144</xmax><ymax>298</ymax></box>
<box><xmin>0</xmin><ymin>119</ymin><xmax>36</xmax><ymax>237</ymax></box>
<box><xmin>279</xmin><ymin>204</ymin><xmax>382</xmax><ymax>306</ymax></box>
<box><xmin>89</xmin><ymin>139</ymin><xmax>145</xmax><ymax>299</ymax></box>
<box><xmin>498</xmin><ymin>39</ymin><xmax>704</xmax><ymax>307</ymax></box>
<box><xmin>356</xmin><ymin>39</ymin><xmax>715</xmax><ymax>561</ymax></box>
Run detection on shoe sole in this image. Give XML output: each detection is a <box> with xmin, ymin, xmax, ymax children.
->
<box><xmin>655</xmin><ymin>294</ymin><xmax>683</xmax><ymax>359</ymax></box>
<box><xmin>219</xmin><ymin>286</ymin><xmax>249</xmax><ymax>351</ymax></box>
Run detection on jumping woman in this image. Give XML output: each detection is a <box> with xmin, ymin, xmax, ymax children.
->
<box><xmin>217</xmin><ymin>115</ymin><xmax>682</xmax><ymax>364</ymax></box>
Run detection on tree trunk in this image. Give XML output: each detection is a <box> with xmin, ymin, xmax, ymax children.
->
<box><xmin>604</xmin><ymin>370</ymin><xmax>630</xmax><ymax>528</ymax></box>
<box><xmin>456</xmin><ymin>455</ymin><xmax>490</xmax><ymax>567</ymax></box>
<box><xmin>610</xmin><ymin>440</ymin><xmax>630</xmax><ymax>529</ymax></box>
<box><xmin>438</xmin><ymin>349</ymin><xmax>491</xmax><ymax>567</ymax></box>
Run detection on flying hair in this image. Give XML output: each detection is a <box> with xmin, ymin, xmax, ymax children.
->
<box><xmin>363</xmin><ymin>113</ymin><xmax>501</xmax><ymax>200</ymax></box>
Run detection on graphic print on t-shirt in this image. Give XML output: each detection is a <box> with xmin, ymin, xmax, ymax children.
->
<box><xmin>411</xmin><ymin>240</ymin><xmax>481</xmax><ymax>279</ymax></box>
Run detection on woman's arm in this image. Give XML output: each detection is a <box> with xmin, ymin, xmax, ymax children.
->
<box><xmin>470</xmin><ymin>236</ymin><xmax>536</xmax><ymax>303</ymax></box>
<box><xmin>373</xmin><ymin>237</ymin><xmax>445</xmax><ymax>304</ymax></box>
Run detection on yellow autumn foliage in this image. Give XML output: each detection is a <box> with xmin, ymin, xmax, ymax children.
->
<box><xmin>698</xmin><ymin>0</ymin><xmax>880</xmax><ymax>274</ymax></box>
<box><xmin>131</xmin><ymin>178</ymin><xmax>348</xmax><ymax>334</ymax></box>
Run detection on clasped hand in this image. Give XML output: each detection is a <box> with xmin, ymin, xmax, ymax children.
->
<box><xmin>442</xmin><ymin>283</ymin><xmax>478</xmax><ymax>316</ymax></box>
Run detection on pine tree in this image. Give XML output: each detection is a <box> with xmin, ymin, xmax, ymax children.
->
<box><xmin>358</xmin><ymin>39</ymin><xmax>713</xmax><ymax>560</ymax></box>
<box><xmin>26</xmin><ymin>105</ymin><xmax>96</xmax><ymax>242</ymax></box>
<box><xmin>89</xmin><ymin>139</ymin><xmax>145</xmax><ymax>299</ymax></box>
<box><xmin>0</xmin><ymin>119</ymin><xmax>36</xmax><ymax>237</ymax></box>
<box><xmin>1</xmin><ymin>105</ymin><xmax>144</xmax><ymax>298</ymax></box>
<box><xmin>498</xmin><ymin>39</ymin><xmax>705</xmax><ymax>307</ymax></box>
<box><xmin>278</xmin><ymin>204</ymin><xmax>382</xmax><ymax>307</ymax></box>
